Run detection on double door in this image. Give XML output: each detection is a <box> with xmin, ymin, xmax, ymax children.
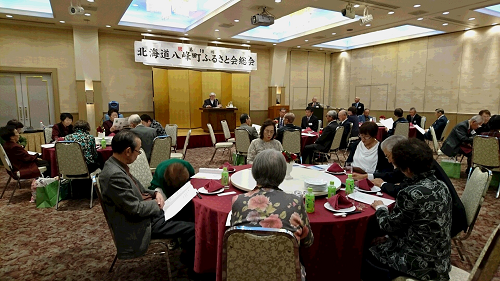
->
<box><xmin>0</xmin><ymin>73</ymin><xmax>55</xmax><ymax>128</ymax></box>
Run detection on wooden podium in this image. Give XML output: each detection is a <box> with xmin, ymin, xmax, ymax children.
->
<box><xmin>200</xmin><ymin>108</ymin><xmax>237</xmax><ymax>133</ymax></box>
<box><xmin>268</xmin><ymin>105</ymin><xmax>289</xmax><ymax>119</ymax></box>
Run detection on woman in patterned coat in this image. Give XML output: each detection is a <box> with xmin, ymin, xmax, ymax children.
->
<box><xmin>363</xmin><ymin>138</ymin><xmax>452</xmax><ymax>281</ymax></box>
<box><xmin>65</xmin><ymin>120</ymin><xmax>99</xmax><ymax>172</ymax></box>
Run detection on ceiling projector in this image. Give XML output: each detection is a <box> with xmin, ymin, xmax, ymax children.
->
<box><xmin>341</xmin><ymin>3</ymin><xmax>356</xmax><ymax>19</ymax></box>
<box><xmin>68</xmin><ymin>4</ymin><xmax>85</xmax><ymax>15</ymax></box>
<box><xmin>359</xmin><ymin>6</ymin><xmax>373</xmax><ymax>25</ymax></box>
<box><xmin>251</xmin><ymin>7</ymin><xmax>275</xmax><ymax>26</ymax></box>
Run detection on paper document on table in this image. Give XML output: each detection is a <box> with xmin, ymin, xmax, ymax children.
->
<box><xmin>113</xmin><ymin>118</ymin><xmax>129</xmax><ymax>130</ymax></box>
<box><xmin>379</xmin><ymin>118</ymin><xmax>394</xmax><ymax>129</ymax></box>
<box><xmin>27</xmin><ymin>151</ymin><xmax>38</xmax><ymax>156</ymax></box>
<box><xmin>301</xmin><ymin>133</ymin><xmax>316</xmax><ymax>137</ymax></box>
<box><xmin>163</xmin><ymin>182</ymin><xmax>197</xmax><ymax>221</ymax></box>
<box><xmin>306</xmin><ymin>165</ymin><xmax>325</xmax><ymax>171</ymax></box>
<box><xmin>192</xmin><ymin>168</ymin><xmax>223</xmax><ymax>179</ymax></box>
<box><xmin>41</xmin><ymin>143</ymin><xmax>55</xmax><ymax>148</ymax></box>
<box><xmin>293</xmin><ymin>163</ymin><xmax>306</xmax><ymax>168</ymax></box>
<box><xmin>226</xmin><ymin>211</ymin><xmax>232</xmax><ymax>226</ymax></box>
<box><xmin>348</xmin><ymin>192</ymin><xmax>395</xmax><ymax>206</ymax></box>
<box><xmin>413</xmin><ymin>124</ymin><xmax>425</xmax><ymax>135</ymax></box>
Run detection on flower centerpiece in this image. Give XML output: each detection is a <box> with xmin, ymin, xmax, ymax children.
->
<box><xmin>96</xmin><ymin>125</ymin><xmax>105</xmax><ymax>137</ymax></box>
<box><xmin>282</xmin><ymin>150</ymin><xmax>297</xmax><ymax>180</ymax></box>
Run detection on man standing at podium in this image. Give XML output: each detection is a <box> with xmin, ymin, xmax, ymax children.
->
<box><xmin>308</xmin><ymin>97</ymin><xmax>321</xmax><ymax>108</ymax></box>
<box><xmin>203</xmin><ymin>92</ymin><xmax>222</xmax><ymax>108</ymax></box>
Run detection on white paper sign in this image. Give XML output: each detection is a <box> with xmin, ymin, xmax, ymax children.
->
<box><xmin>113</xmin><ymin>118</ymin><xmax>129</xmax><ymax>130</ymax></box>
<box><xmin>163</xmin><ymin>182</ymin><xmax>197</xmax><ymax>221</ymax></box>
<box><xmin>379</xmin><ymin>118</ymin><xmax>394</xmax><ymax>130</ymax></box>
<box><xmin>135</xmin><ymin>40</ymin><xmax>257</xmax><ymax>72</ymax></box>
<box><xmin>413</xmin><ymin>124</ymin><xmax>425</xmax><ymax>135</ymax></box>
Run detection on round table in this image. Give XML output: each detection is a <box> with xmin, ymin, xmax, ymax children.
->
<box><xmin>42</xmin><ymin>146</ymin><xmax>113</xmax><ymax>177</ymax></box>
<box><xmin>301</xmin><ymin>132</ymin><xmax>318</xmax><ymax>154</ymax></box>
<box><xmin>191</xmin><ymin>164</ymin><xmax>394</xmax><ymax>281</ymax></box>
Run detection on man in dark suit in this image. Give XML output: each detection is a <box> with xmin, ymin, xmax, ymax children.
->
<box><xmin>237</xmin><ymin>113</ymin><xmax>259</xmax><ymax>140</ymax></box>
<box><xmin>307</xmin><ymin>97</ymin><xmax>321</xmax><ymax>108</ymax></box>
<box><xmin>301</xmin><ymin>107</ymin><xmax>319</xmax><ymax>131</ymax></box>
<box><xmin>352</xmin><ymin>97</ymin><xmax>364</xmax><ymax>116</ymax></box>
<box><xmin>276</xmin><ymin>113</ymin><xmax>302</xmax><ymax>143</ymax></box>
<box><xmin>98</xmin><ymin>130</ymin><xmax>195</xmax><ymax>264</ymax></box>
<box><xmin>302</xmin><ymin>110</ymin><xmax>339</xmax><ymax>164</ymax></box>
<box><xmin>347</xmin><ymin>106</ymin><xmax>360</xmax><ymax>137</ymax></box>
<box><xmin>202</xmin><ymin>92</ymin><xmax>222</xmax><ymax>108</ymax></box>
<box><xmin>386</xmin><ymin>108</ymin><xmax>408</xmax><ymax>136</ymax></box>
<box><xmin>273</xmin><ymin>107</ymin><xmax>287</xmax><ymax>129</ymax></box>
<box><xmin>129</xmin><ymin>114</ymin><xmax>157</xmax><ymax>161</ymax></box>
<box><xmin>424</xmin><ymin>108</ymin><xmax>448</xmax><ymax>141</ymax></box>
<box><xmin>338</xmin><ymin>110</ymin><xmax>352</xmax><ymax>149</ymax></box>
<box><xmin>406</xmin><ymin>107</ymin><xmax>422</xmax><ymax>126</ymax></box>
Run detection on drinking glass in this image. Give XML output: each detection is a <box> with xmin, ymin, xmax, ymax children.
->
<box><xmin>345</xmin><ymin>162</ymin><xmax>353</xmax><ymax>173</ymax></box>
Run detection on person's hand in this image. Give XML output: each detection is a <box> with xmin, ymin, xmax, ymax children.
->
<box><xmin>352</xmin><ymin>173</ymin><xmax>368</xmax><ymax>180</ymax></box>
<box><xmin>109</xmin><ymin>126</ymin><xmax>116</xmax><ymax>132</ymax></box>
<box><xmin>371</xmin><ymin>178</ymin><xmax>384</xmax><ymax>187</ymax></box>
<box><xmin>217</xmin><ymin>104</ymin><xmax>222</xmax><ymax>108</ymax></box>
<box><xmin>425</xmin><ymin>129</ymin><xmax>429</xmax><ymax>133</ymax></box>
<box><xmin>155</xmin><ymin>192</ymin><xmax>165</xmax><ymax>209</ymax></box>
<box><xmin>36</xmin><ymin>157</ymin><xmax>43</xmax><ymax>161</ymax></box>
<box><xmin>385</xmin><ymin>127</ymin><xmax>389</xmax><ymax>132</ymax></box>
<box><xmin>371</xmin><ymin>200</ymin><xmax>384</xmax><ymax>210</ymax></box>
<box><xmin>371</xmin><ymin>236</ymin><xmax>388</xmax><ymax>246</ymax></box>
<box><xmin>206</xmin><ymin>105</ymin><xmax>212</xmax><ymax>108</ymax></box>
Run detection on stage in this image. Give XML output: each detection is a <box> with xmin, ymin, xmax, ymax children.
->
<box><xmin>176</xmin><ymin>128</ymin><xmax>232</xmax><ymax>150</ymax></box>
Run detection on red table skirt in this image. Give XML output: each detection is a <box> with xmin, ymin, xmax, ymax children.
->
<box><xmin>301</xmin><ymin>133</ymin><xmax>318</xmax><ymax>154</ymax></box>
<box><xmin>42</xmin><ymin>146</ymin><xmax>113</xmax><ymax>177</ymax></box>
<box><xmin>192</xmin><ymin>164</ymin><xmax>394</xmax><ymax>281</ymax></box>
<box><xmin>376</xmin><ymin>125</ymin><xmax>417</xmax><ymax>141</ymax></box>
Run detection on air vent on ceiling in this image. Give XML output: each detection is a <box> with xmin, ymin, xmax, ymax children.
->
<box><xmin>408</xmin><ymin>10</ymin><xmax>428</xmax><ymax>16</ymax></box>
<box><xmin>434</xmin><ymin>16</ymin><xmax>469</xmax><ymax>25</ymax></box>
<box><xmin>313</xmin><ymin>36</ymin><xmax>326</xmax><ymax>39</ymax></box>
<box><xmin>340</xmin><ymin>0</ymin><xmax>399</xmax><ymax>10</ymax></box>
<box><xmin>219</xmin><ymin>23</ymin><xmax>234</xmax><ymax>28</ymax></box>
<box><xmin>0</xmin><ymin>18</ymin><xmax>56</xmax><ymax>26</ymax></box>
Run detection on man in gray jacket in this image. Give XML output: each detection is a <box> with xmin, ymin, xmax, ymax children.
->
<box><xmin>237</xmin><ymin>113</ymin><xmax>259</xmax><ymax>140</ymax></box>
<box><xmin>99</xmin><ymin>131</ymin><xmax>195</xmax><ymax>265</ymax></box>
<box><xmin>129</xmin><ymin>114</ymin><xmax>157</xmax><ymax>161</ymax></box>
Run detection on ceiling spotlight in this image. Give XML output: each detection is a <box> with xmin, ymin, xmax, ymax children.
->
<box><xmin>217</xmin><ymin>37</ymin><xmax>221</xmax><ymax>39</ymax></box>
<box><xmin>297</xmin><ymin>46</ymin><xmax>301</xmax><ymax>48</ymax></box>
<box><xmin>60</xmin><ymin>20</ymin><xmax>65</xmax><ymax>23</ymax></box>
<box><xmin>87</xmin><ymin>0</ymin><xmax>94</xmax><ymax>2</ymax></box>
<box><xmin>6</xmin><ymin>14</ymin><xmax>13</xmax><ymax>18</ymax></box>
<box><xmin>275</xmin><ymin>0</ymin><xmax>281</xmax><ymax>2</ymax></box>
<box><xmin>84</xmin><ymin>13</ymin><xmax>91</xmax><ymax>16</ymax></box>
<box><xmin>342</xmin><ymin>3</ymin><xmax>356</xmax><ymax>19</ymax></box>
<box><xmin>234</xmin><ymin>19</ymin><xmax>239</xmax><ymax>22</ymax></box>
<box><xmin>354</xmin><ymin>4</ymin><xmax>360</xmax><ymax>8</ymax></box>
<box><xmin>320</xmin><ymin>48</ymin><xmax>323</xmax><ymax>50</ymax></box>
<box><xmin>359</xmin><ymin>6</ymin><xmax>373</xmax><ymax>25</ymax></box>
<box><xmin>366</xmin><ymin>24</ymin><xmax>371</xmax><ymax>26</ymax></box>
<box><xmin>417</xmin><ymin>17</ymin><xmax>423</xmax><ymax>20</ymax></box>
<box><xmin>184</xmin><ymin>33</ymin><xmax>188</xmax><ymax>35</ymax></box>
<box><xmin>273</xmin><ymin>43</ymin><xmax>277</xmax><ymax>45</ymax></box>
<box><xmin>147</xmin><ymin>29</ymin><xmax>152</xmax><ymax>32</ymax></box>
<box><xmin>132</xmin><ymin>4</ymin><xmax>138</xmax><ymax>7</ymax></box>
<box><xmin>246</xmin><ymin>40</ymin><xmax>250</xmax><ymax>43</ymax></box>
<box><xmin>215</xmin><ymin>29</ymin><xmax>219</xmax><ymax>32</ymax></box>
<box><xmin>388</xmin><ymin>11</ymin><xmax>394</xmax><ymax>14</ymax></box>
<box><xmin>106</xmin><ymin>25</ymin><xmax>111</xmax><ymax>27</ymax></box>
<box><xmin>465</xmin><ymin>27</ymin><xmax>471</xmax><ymax>30</ymax></box>
<box><xmin>443</xmin><ymin>23</ymin><xmax>448</xmax><ymax>26</ymax></box>
<box><xmin>468</xmin><ymin>17</ymin><xmax>475</xmax><ymax>20</ymax></box>
<box><xmin>305</xmin><ymin>39</ymin><xmax>308</xmax><ymax>42</ymax></box>
<box><xmin>493</xmin><ymin>23</ymin><xmax>498</xmax><ymax>25</ymax></box>
<box><xmin>332</xmin><ymin>32</ymin><xmax>337</xmax><ymax>35</ymax></box>
<box><xmin>413</xmin><ymin>4</ymin><xmax>421</xmax><ymax>8</ymax></box>
<box><xmin>443</xmin><ymin>11</ymin><xmax>449</xmax><ymax>15</ymax></box>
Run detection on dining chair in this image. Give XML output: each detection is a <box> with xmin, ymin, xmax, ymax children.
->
<box><xmin>468</xmin><ymin>135</ymin><xmax>500</xmax><ymax>198</ymax></box>
<box><xmin>0</xmin><ymin>145</ymin><xmax>46</xmax><ymax>204</ymax></box>
<box><xmin>394</xmin><ymin>122</ymin><xmax>409</xmax><ymax>137</ymax></box>
<box><xmin>282</xmin><ymin>130</ymin><xmax>301</xmax><ymax>155</ymax></box>
<box><xmin>55</xmin><ymin>141</ymin><xmax>101</xmax><ymax>209</ymax></box>
<box><xmin>221</xmin><ymin>120</ymin><xmax>235</xmax><ymax>143</ymax></box>
<box><xmin>149</xmin><ymin>136</ymin><xmax>172</xmax><ymax>173</ymax></box>
<box><xmin>314</xmin><ymin>126</ymin><xmax>344</xmax><ymax>165</ymax></box>
<box><xmin>128</xmin><ymin>148</ymin><xmax>153</xmax><ymax>189</ymax></box>
<box><xmin>429</xmin><ymin>126</ymin><xmax>444</xmax><ymax>160</ymax></box>
<box><xmin>393</xmin><ymin>223</ymin><xmax>500</xmax><ymax>281</ymax></box>
<box><xmin>317</xmin><ymin>120</ymin><xmax>322</xmax><ymax>133</ymax></box>
<box><xmin>420</xmin><ymin>116</ymin><xmax>426</xmax><ymax>129</ymax></box>
<box><xmin>95</xmin><ymin>177</ymin><xmax>173</xmax><ymax>280</ymax></box>
<box><xmin>234</xmin><ymin>128</ymin><xmax>251</xmax><ymax>164</ymax></box>
<box><xmin>342</xmin><ymin>123</ymin><xmax>354</xmax><ymax>158</ymax></box>
<box><xmin>439</xmin><ymin>120</ymin><xmax>451</xmax><ymax>144</ymax></box>
<box><xmin>164</xmin><ymin>124</ymin><xmax>178</xmax><ymax>152</ymax></box>
<box><xmin>171</xmin><ymin>129</ymin><xmax>191</xmax><ymax>160</ymax></box>
<box><xmin>208</xmin><ymin>123</ymin><xmax>233</xmax><ymax>163</ymax></box>
<box><xmin>43</xmin><ymin>127</ymin><xmax>53</xmax><ymax>144</ymax></box>
<box><xmin>222</xmin><ymin>226</ymin><xmax>301</xmax><ymax>281</ymax></box>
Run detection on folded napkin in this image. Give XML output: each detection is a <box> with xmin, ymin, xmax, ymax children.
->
<box><xmin>57</xmin><ymin>137</ymin><xmax>65</xmax><ymax>141</ymax></box>
<box><xmin>327</xmin><ymin>163</ymin><xmax>344</xmax><ymax>173</ymax></box>
<box><xmin>219</xmin><ymin>162</ymin><xmax>235</xmax><ymax>172</ymax></box>
<box><xmin>328</xmin><ymin>194</ymin><xmax>353</xmax><ymax>210</ymax></box>
<box><xmin>304</xmin><ymin>128</ymin><xmax>313</xmax><ymax>133</ymax></box>
<box><xmin>203</xmin><ymin>180</ymin><xmax>224</xmax><ymax>192</ymax></box>
<box><xmin>357</xmin><ymin>179</ymin><xmax>374</xmax><ymax>191</ymax></box>
<box><xmin>108</xmin><ymin>133</ymin><xmax>116</xmax><ymax>137</ymax></box>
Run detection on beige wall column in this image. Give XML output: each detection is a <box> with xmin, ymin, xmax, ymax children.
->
<box><xmin>269</xmin><ymin>47</ymin><xmax>289</xmax><ymax>107</ymax></box>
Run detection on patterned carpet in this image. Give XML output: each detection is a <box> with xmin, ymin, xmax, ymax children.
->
<box><xmin>1</xmin><ymin>146</ymin><xmax>499</xmax><ymax>280</ymax></box>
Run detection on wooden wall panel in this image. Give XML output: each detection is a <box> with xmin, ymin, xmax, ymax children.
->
<box><xmin>232</xmin><ymin>73</ymin><xmax>250</xmax><ymax>119</ymax></box>
<box><xmin>168</xmin><ymin>70</ymin><xmax>190</xmax><ymax>128</ymax></box>
<box><xmin>189</xmin><ymin>70</ymin><xmax>202</xmax><ymax>128</ymax></box>
<box><xmin>221</xmin><ymin>72</ymin><xmax>232</xmax><ymax>107</ymax></box>
<box><xmin>202</xmin><ymin>72</ymin><xmax>222</xmax><ymax>103</ymax></box>
<box><xmin>153</xmin><ymin>68</ymin><xmax>169</xmax><ymax>126</ymax></box>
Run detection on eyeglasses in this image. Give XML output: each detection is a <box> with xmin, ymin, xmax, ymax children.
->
<box><xmin>264</xmin><ymin>130</ymin><xmax>274</xmax><ymax>134</ymax></box>
<box><xmin>134</xmin><ymin>149</ymin><xmax>142</xmax><ymax>155</ymax></box>
<box><xmin>360</xmin><ymin>135</ymin><xmax>372</xmax><ymax>140</ymax></box>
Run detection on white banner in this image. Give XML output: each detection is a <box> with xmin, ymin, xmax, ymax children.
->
<box><xmin>135</xmin><ymin>40</ymin><xmax>257</xmax><ymax>72</ymax></box>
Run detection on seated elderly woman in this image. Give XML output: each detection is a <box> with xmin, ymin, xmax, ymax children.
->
<box><xmin>64</xmin><ymin>120</ymin><xmax>99</xmax><ymax>172</ymax></box>
<box><xmin>347</xmin><ymin>122</ymin><xmax>391</xmax><ymax>174</ymax></box>
<box><xmin>0</xmin><ymin>119</ymin><xmax>27</xmax><ymax>147</ymax></box>
<box><xmin>362</xmin><ymin>138</ymin><xmax>452</xmax><ymax>281</ymax></box>
<box><xmin>52</xmin><ymin>113</ymin><xmax>74</xmax><ymax>141</ymax></box>
<box><xmin>247</xmin><ymin>119</ymin><xmax>283</xmax><ymax>164</ymax></box>
<box><xmin>230</xmin><ymin>149</ymin><xmax>313</xmax><ymax>279</ymax></box>
<box><xmin>102</xmin><ymin>108</ymin><xmax>120</xmax><ymax>136</ymax></box>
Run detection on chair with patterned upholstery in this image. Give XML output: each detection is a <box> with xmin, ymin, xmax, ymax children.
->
<box><xmin>44</xmin><ymin>127</ymin><xmax>53</xmax><ymax>143</ymax></box>
<box><xmin>208</xmin><ymin>123</ymin><xmax>233</xmax><ymax>163</ymax></box>
<box><xmin>317</xmin><ymin>120</ymin><xmax>322</xmax><ymax>133</ymax></box>
<box><xmin>171</xmin><ymin>130</ymin><xmax>191</xmax><ymax>160</ymax></box>
<box><xmin>234</xmin><ymin>128</ymin><xmax>251</xmax><ymax>164</ymax></box>
<box><xmin>282</xmin><ymin>130</ymin><xmax>301</xmax><ymax>155</ymax></box>
<box><xmin>394</xmin><ymin>122</ymin><xmax>410</xmax><ymax>137</ymax></box>
<box><xmin>164</xmin><ymin>124</ymin><xmax>178</xmax><ymax>152</ymax></box>
<box><xmin>429</xmin><ymin>126</ymin><xmax>443</xmax><ymax>160</ymax></box>
<box><xmin>55</xmin><ymin>141</ymin><xmax>101</xmax><ymax>210</ymax></box>
<box><xmin>149</xmin><ymin>136</ymin><xmax>172</xmax><ymax>173</ymax></box>
<box><xmin>393</xmin><ymin>223</ymin><xmax>500</xmax><ymax>281</ymax></box>
<box><xmin>314</xmin><ymin>126</ymin><xmax>344</xmax><ymax>164</ymax></box>
<box><xmin>343</xmin><ymin>123</ymin><xmax>354</xmax><ymax>158</ymax></box>
<box><xmin>420</xmin><ymin>116</ymin><xmax>426</xmax><ymax>129</ymax></box>
<box><xmin>439</xmin><ymin>120</ymin><xmax>451</xmax><ymax>144</ymax></box>
<box><xmin>95</xmin><ymin>177</ymin><xmax>173</xmax><ymax>279</ymax></box>
<box><xmin>222</xmin><ymin>226</ymin><xmax>301</xmax><ymax>281</ymax></box>
<box><xmin>221</xmin><ymin>120</ymin><xmax>235</xmax><ymax>143</ymax></box>
<box><xmin>0</xmin><ymin>145</ymin><xmax>46</xmax><ymax>204</ymax></box>
<box><xmin>128</xmin><ymin>148</ymin><xmax>153</xmax><ymax>189</ymax></box>
<box><xmin>453</xmin><ymin>167</ymin><xmax>492</xmax><ymax>265</ymax></box>
<box><xmin>468</xmin><ymin>135</ymin><xmax>500</xmax><ymax>198</ymax></box>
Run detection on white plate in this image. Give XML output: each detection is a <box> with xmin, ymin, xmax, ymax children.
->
<box><xmin>324</xmin><ymin>202</ymin><xmax>356</xmax><ymax>213</ymax></box>
<box><xmin>198</xmin><ymin>187</ymin><xmax>225</xmax><ymax>195</ymax></box>
<box><xmin>354</xmin><ymin>186</ymin><xmax>381</xmax><ymax>193</ymax></box>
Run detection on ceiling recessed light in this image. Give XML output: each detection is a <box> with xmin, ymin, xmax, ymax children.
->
<box><xmin>275</xmin><ymin>0</ymin><xmax>281</xmax><ymax>2</ymax></box>
<box><xmin>87</xmin><ymin>0</ymin><xmax>94</xmax><ymax>2</ymax></box>
<box><xmin>273</xmin><ymin>43</ymin><xmax>276</xmax><ymax>45</ymax></box>
<box><xmin>6</xmin><ymin>15</ymin><xmax>13</xmax><ymax>18</ymax></box>
<box><xmin>443</xmin><ymin>11</ymin><xmax>449</xmax><ymax>15</ymax></box>
<box><xmin>354</xmin><ymin>4</ymin><xmax>360</xmax><ymax>8</ymax></box>
<box><xmin>60</xmin><ymin>20</ymin><xmax>65</xmax><ymax>23</ymax></box>
<box><xmin>246</xmin><ymin>41</ymin><xmax>250</xmax><ymax>43</ymax></box>
<box><xmin>465</xmin><ymin>27</ymin><xmax>471</xmax><ymax>30</ymax></box>
<box><xmin>184</xmin><ymin>33</ymin><xmax>188</xmax><ymax>36</ymax></box>
<box><xmin>388</xmin><ymin>11</ymin><xmax>394</xmax><ymax>14</ymax></box>
<box><xmin>147</xmin><ymin>29</ymin><xmax>152</xmax><ymax>32</ymax></box>
<box><xmin>320</xmin><ymin>48</ymin><xmax>323</xmax><ymax>50</ymax></box>
<box><xmin>215</xmin><ymin>29</ymin><xmax>219</xmax><ymax>32</ymax></box>
<box><xmin>297</xmin><ymin>46</ymin><xmax>301</xmax><ymax>48</ymax></box>
<box><xmin>417</xmin><ymin>17</ymin><xmax>423</xmax><ymax>20</ymax></box>
<box><xmin>106</xmin><ymin>25</ymin><xmax>111</xmax><ymax>28</ymax></box>
<box><xmin>413</xmin><ymin>4</ymin><xmax>421</xmax><ymax>8</ymax></box>
<box><xmin>305</xmin><ymin>39</ymin><xmax>308</xmax><ymax>42</ymax></box>
<box><xmin>84</xmin><ymin>13</ymin><xmax>91</xmax><ymax>16</ymax></box>
<box><xmin>468</xmin><ymin>17</ymin><xmax>475</xmax><ymax>20</ymax></box>
<box><xmin>217</xmin><ymin>37</ymin><xmax>221</xmax><ymax>39</ymax></box>
<box><xmin>234</xmin><ymin>19</ymin><xmax>239</xmax><ymax>22</ymax></box>
<box><xmin>366</xmin><ymin>24</ymin><xmax>371</xmax><ymax>26</ymax></box>
<box><xmin>132</xmin><ymin>4</ymin><xmax>138</xmax><ymax>7</ymax></box>
<box><xmin>493</xmin><ymin>23</ymin><xmax>498</xmax><ymax>25</ymax></box>
<box><xmin>332</xmin><ymin>32</ymin><xmax>337</xmax><ymax>35</ymax></box>
<box><xmin>443</xmin><ymin>23</ymin><xmax>448</xmax><ymax>26</ymax></box>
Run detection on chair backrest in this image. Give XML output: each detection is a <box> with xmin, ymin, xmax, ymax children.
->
<box><xmin>0</xmin><ymin>145</ymin><xmax>14</xmax><ymax>173</ymax></box>
<box><xmin>346</xmin><ymin>122</ymin><xmax>353</xmax><ymax>140</ymax></box>
<box><xmin>468</xmin><ymin>223</ymin><xmax>500</xmax><ymax>281</ymax></box>
<box><xmin>420</xmin><ymin>116</ymin><xmax>426</xmax><ymax>129</ymax></box>
<box><xmin>55</xmin><ymin>141</ymin><xmax>89</xmax><ymax>177</ymax></box>
<box><xmin>282</xmin><ymin>130</ymin><xmax>301</xmax><ymax>154</ymax></box>
<box><xmin>181</xmin><ymin>130</ymin><xmax>192</xmax><ymax>159</ymax></box>
<box><xmin>164</xmin><ymin>124</ymin><xmax>178</xmax><ymax>147</ymax></box>
<box><xmin>461</xmin><ymin>167</ymin><xmax>492</xmax><ymax>230</ymax></box>
<box><xmin>44</xmin><ymin>127</ymin><xmax>53</xmax><ymax>144</ymax></box>
<box><xmin>330</xmin><ymin>126</ymin><xmax>345</xmax><ymax>151</ymax></box>
<box><xmin>221</xmin><ymin>120</ymin><xmax>232</xmax><ymax>140</ymax></box>
<box><xmin>95</xmin><ymin>176</ymin><xmax>119</xmax><ymax>250</ymax></box>
<box><xmin>317</xmin><ymin>120</ymin><xmax>322</xmax><ymax>133</ymax></box>
<box><xmin>430</xmin><ymin>126</ymin><xmax>440</xmax><ymax>154</ymax></box>
<box><xmin>149</xmin><ymin>136</ymin><xmax>172</xmax><ymax>169</ymax></box>
<box><xmin>441</xmin><ymin>120</ymin><xmax>451</xmax><ymax>141</ymax></box>
<box><xmin>472</xmin><ymin>135</ymin><xmax>500</xmax><ymax>168</ymax></box>
<box><xmin>128</xmin><ymin>148</ymin><xmax>153</xmax><ymax>189</ymax></box>
<box><xmin>235</xmin><ymin>129</ymin><xmax>251</xmax><ymax>154</ymax></box>
<box><xmin>222</xmin><ymin>226</ymin><xmax>301</xmax><ymax>281</ymax></box>
<box><xmin>207</xmin><ymin>123</ymin><xmax>217</xmax><ymax>146</ymax></box>
<box><xmin>394</xmin><ymin>122</ymin><xmax>409</xmax><ymax>137</ymax></box>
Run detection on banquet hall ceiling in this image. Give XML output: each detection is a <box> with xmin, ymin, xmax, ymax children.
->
<box><xmin>1</xmin><ymin>0</ymin><xmax>500</xmax><ymax>51</ymax></box>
